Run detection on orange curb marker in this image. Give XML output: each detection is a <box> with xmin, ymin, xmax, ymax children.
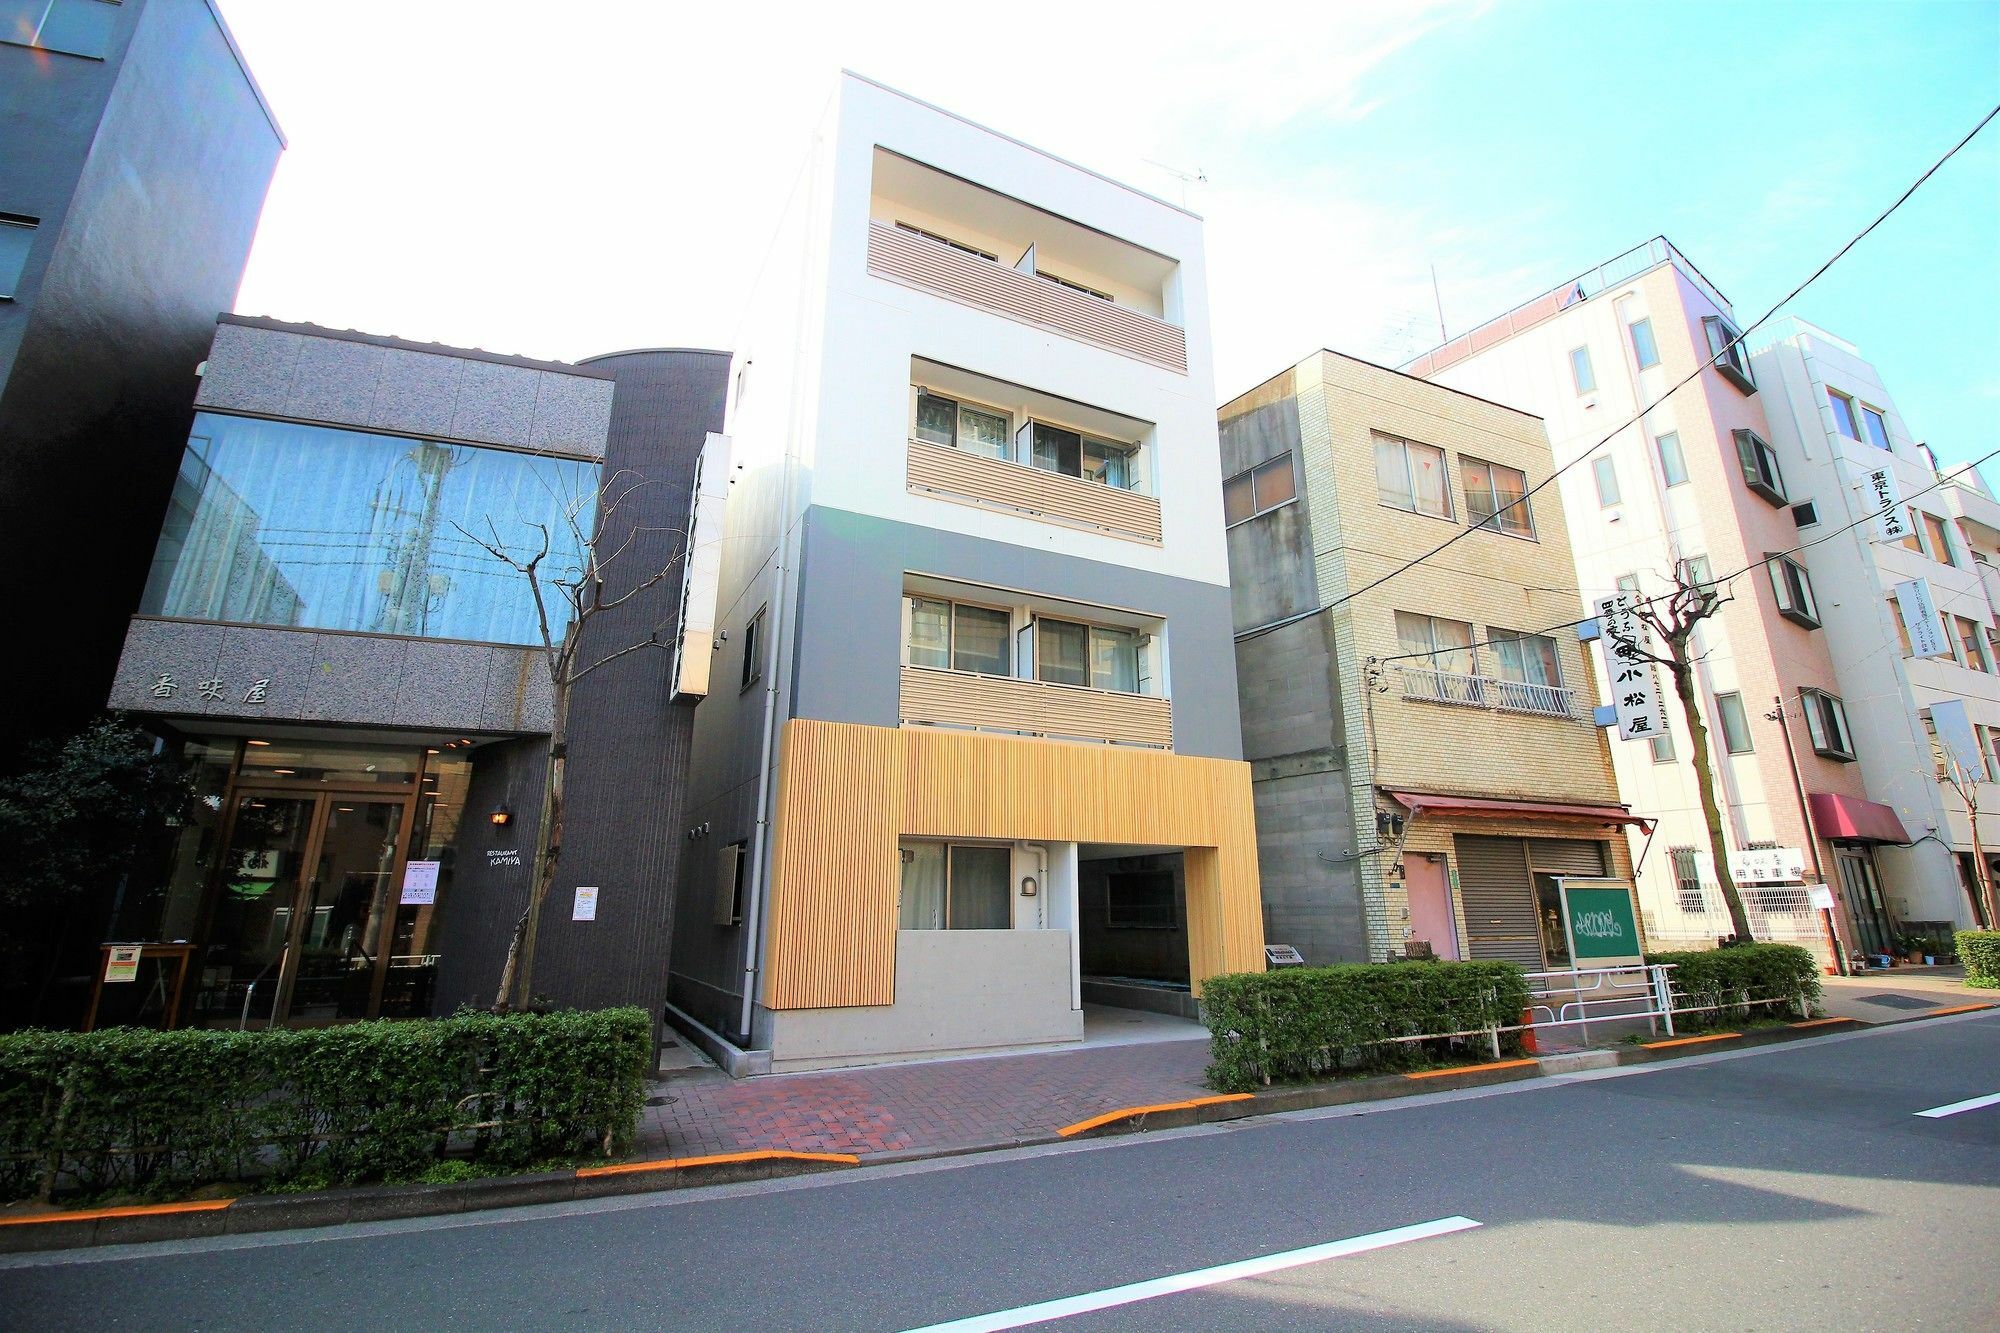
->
<box><xmin>1404</xmin><ymin>1058</ymin><xmax>1538</xmax><ymax>1081</ymax></box>
<box><xmin>0</xmin><ymin>1198</ymin><xmax>234</xmax><ymax>1228</ymax></box>
<box><xmin>1918</xmin><ymin>1003</ymin><xmax>1996</xmax><ymax>1018</ymax></box>
<box><xmin>1789</xmin><ymin>1017</ymin><xmax>1850</xmax><ymax>1028</ymax></box>
<box><xmin>1056</xmin><ymin>1093</ymin><xmax>1254</xmax><ymax>1138</ymax></box>
<box><xmin>576</xmin><ymin>1149</ymin><xmax>859</xmax><ymax>1179</ymax></box>
<box><xmin>1642</xmin><ymin>1032</ymin><xmax>1742</xmax><ymax>1049</ymax></box>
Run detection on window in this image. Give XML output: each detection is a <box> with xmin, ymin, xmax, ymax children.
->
<box><xmin>1859</xmin><ymin>404</ymin><xmax>1892</xmax><ymax>451</ymax></box>
<box><xmin>1396</xmin><ymin>611</ymin><xmax>1479</xmax><ymax>703</ymax></box>
<box><xmin>1733</xmin><ymin>428</ymin><xmax>1787</xmax><ymax>505</ymax></box>
<box><xmin>713</xmin><ymin>841</ymin><xmax>749</xmax><ymax>926</ymax></box>
<box><xmin>1800</xmin><ymin>688</ymin><xmax>1855</xmax><ymax>760</ymax></box>
<box><xmin>0</xmin><ymin>0</ymin><xmax>118</xmax><ymax>59</ymax></box>
<box><xmin>1898</xmin><ymin>507</ymin><xmax>1925</xmax><ymax>554</ymax></box>
<box><xmin>1703</xmin><ymin>315</ymin><xmax>1755</xmax><ymax>392</ymax></box>
<box><xmin>1888</xmin><ymin>598</ymin><xmax>1913</xmax><ymax>656</ymax></box>
<box><xmin>1223</xmin><ymin>452</ymin><xmax>1296</xmax><ymax>525</ymax></box>
<box><xmin>1374</xmin><ymin>434</ymin><xmax>1451</xmax><ymax>519</ymax></box>
<box><xmin>893</xmin><ymin>221</ymin><xmax>998</xmax><ymax>263</ymax></box>
<box><xmin>0</xmin><ymin>214</ymin><xmax>35</xmax><ymax>298</ymax></box>
<box><xmin>1462</xmin><ymin>457</ymin><xmax>1532</xmax><ymax>537</ymax></box>
<box><xmin>1923</xmin><ymin>512</ymin><xmax>1958</xmax><ymax>567</ymax></box>
<box><xmin>1956</xmin><ymin>616</ymin><xmax>1992</xmax><ymax>672</ymax></box>
<box><xmin>1104</xmin><ymin>870</ymin><xmax>1177</xmax><ymax>928</ymax></box>
<box><xmin>1766</xmin><ymin>554</ymin><xmax>1819</xmax><ymax>628</ymax></box>
<box><xmin>899</xmin><ymin>842</ymin><xmax>1011</xmax><ymax>931</ymax></box>
<box><xmin>1654</xmin><ymin>432</ymin><xmax>1689</xmax><ymax>487</ymax></box>
<box><xmin>140</xmin><ymin>413</ymin><xmax>599</xmax><ymax>646</ymax></box>
<box><xmin>1790</xmin><ymin>501</ymin><xmax>1819</xmax><ymax>527</ymax></box>
<box><xmin>1826</xmin><ymin>388</ymin><xmax>1861</xmax><ymax>440</ymax></box>
<box><xmin>1921</xmin><ymin>712</ymin><xmax>1948</xmax><ymax>779</ymax></box>
<box><xmin>1035</xmin><ymin>618</ymin><xmax>1139</xmax><ymax>692</ymax></box>
<box><xmin>1036</xmin><ymin>269</ymin><xmax>1112</xmax><ymax>302</ymax></box>
<box><xmin>1650</xmin><ymin>730</ymin><xmax>1676</xmax><ymax>763</ymax></box>
<box><xmin>913</xmin><ymin>390</ymin><xmax>1009</xmax><ymax>461</ymax></box>
<box><xmin>906</xmin><ymin>596</ymin><xmax>1011</xmax><ymax>676</ymax></box>
<box><xmin>1628</xmin><ymin>317</ymin><xmax>1660</xmax><ymax>369</ymax></box>
<box><xmin>739</xmin><ymin>609</ymin><xmax>765</xmax><ymax>691</ymax></box>
<box><xmin>1678</xmin><ymin>557</ymin><xmax>1714</xmax><ymax>591</ymax></box>
<box><xmin>1714</xmin><ymin>691</ymin><xmax>1754</xmax><ymax>754</ymax></box>
<box><xmin>1488</xmin><ymin>629</ymin><xmax>1566</xmax><ymax>713</ymax></box>
<box><xmin>1592</xmin><ymin>455</ymin><xmax>1622</xmax><ymax>508</ymax></box>
<box><xmin>1670</xmin><ymin>846</ymin><xmax>1704</xmax><ymax>913</ymax></box>
<box><xmin>1569</xmin><ymin>346</ymin><xmax>1595</xmax><ymax>394</ymax></box>
<box><xmin>1985</xmin><ymin>726</ymin><xmax>2000</xmax><ymax>783</ymax></box>
<box><xmin>1030</xmin><ymin>421</ymin><xmax>1136</xmax><ymax>490</ymax></box>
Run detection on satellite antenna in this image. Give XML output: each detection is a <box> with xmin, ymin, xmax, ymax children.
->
<box><xmin>1143</xmin><ymin>159</ymin><xmax>1208</xmax><ymax>206</ymax></box>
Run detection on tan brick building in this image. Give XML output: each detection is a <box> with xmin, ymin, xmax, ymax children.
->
<box><xmin>1221</xmin><ymin>350</ymin><xmax>1644</xmax><ymax>967</ymax></box>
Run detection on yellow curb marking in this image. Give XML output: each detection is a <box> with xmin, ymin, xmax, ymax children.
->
<box><xmin>1642</xmin><ymin>1032</ymin><xmax>1742</xmax><ymax>1049</ymax></box>
<box><xmin>1056</xmin><ymin>1093</ymin><xmax>1255</xmax><ymax>1138</ymax></box>
<box><xmin>0</xmin><ymin>1198</ymin><xmax>235</xmax><ymax>1227</ymax></box>
<box><xmin>1919</xmin><ymin>1003</ymin><xmax>1996</xmax><ymax>1018</ymax></box>
<box><xmin>576</xmin><ymin>1149</ymin><xmax>860</xmax><ymax>1178</ymax></box>
<box><xmin>1789</xmin><ymin>1017</ymin><xmax>1850</xmax><ymax>1028</ymax></box>
<box><xmin>1403</xmin><ymin>1058</ymin><xmax>1539</xmax><ymax>1081</ymax></box>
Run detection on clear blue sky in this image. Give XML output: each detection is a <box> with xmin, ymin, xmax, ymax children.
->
<box><xmin>226</xmin><ymin>1</ymin><xmax>1997</xmax><ymax>481</ymax></box>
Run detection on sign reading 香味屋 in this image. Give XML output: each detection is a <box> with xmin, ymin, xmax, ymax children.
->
<box><xmin>1593</xmin><ymin>594</ymin><xmax>1670</xmax><ymax>743</ymax></box>
<box><xmin>1864</xmin><ymin>467</ymin><xmax>1913</xmax><ymax>543</ymax></box>
<box><xmin>1561</xmin><ymin>882</ymin><xmax>1643</xmax><ymax>966</ymax></box>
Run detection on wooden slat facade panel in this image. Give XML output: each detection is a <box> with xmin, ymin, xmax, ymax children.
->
<box><xmin>901</xmin><ymin>665</ymin><xmax>1172</xmax><ymax>749</ymax></box>
<box><xmin>762</xmin><ymin>720</ymin><xmax>1264</xmax><ymax>1008</ymax></box>
<box><xmin>906</xmin><ymin>439</ymin><xmax>1163</xmax><ymax>544</ymax></box>
<box><xmin>867</xmin><ymin>222</ymin><xmax>1188</xmax><ymax>375</ymax></box>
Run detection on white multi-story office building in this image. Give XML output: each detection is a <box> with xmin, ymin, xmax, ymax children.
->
<box><xmin>1752</xmin><ymin>319</ymin><xmax>2000</xmax><ymax>941</ymax></box>
<box><xmin>666</xmin><ymin>74</ymin><xmax>1264</xmax><ymax>1072</ymax></box>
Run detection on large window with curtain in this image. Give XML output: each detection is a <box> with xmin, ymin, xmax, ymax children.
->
<box><xmin>899</xmin><ymin>842</ymin><xmax>1012</xmax><ymax>931</ymax></box>
<box><xmin>139</xmin><ymin>413</ymin><xmax>599</xmax><ymax>646</ymax></box>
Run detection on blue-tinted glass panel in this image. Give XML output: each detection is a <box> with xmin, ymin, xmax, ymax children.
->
<box><xmin>140</xmin><ymin>413</ymin><xmax>599</xmax><ymax>645</ymax></box>
<box><xmin>0</xmin><ymin>219</ymin><xmax>34</xmax><ymax>297</ymax></box>
<box><xmin>0</xmin><ymin>2</ymin><xmax>50</xmax><ymax>48</ymax></box>
<box><xmin>35</xmin><ymin>0</ymin><xmax>117</xmax><ymax>57</ymax></box>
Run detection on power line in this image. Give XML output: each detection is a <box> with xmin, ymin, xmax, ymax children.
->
<box><xmin>1236</xmin><ymin>100</ymin><xmax>2000</xmax><ymax>646</ymax></box>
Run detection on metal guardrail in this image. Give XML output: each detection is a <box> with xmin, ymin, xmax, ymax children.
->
<box><xmin>1398</xmin><ymin>665</ymin><xmax>1581</xmax><ymax>720</ymax></box>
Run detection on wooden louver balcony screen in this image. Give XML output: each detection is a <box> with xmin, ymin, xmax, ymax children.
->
<box><xmin>868</xmin><ymin>222</ymin><xmax>1188</xmax><ymax>375</ymax></box>
<box><xmin>906</xmin><ymin>439</ymin><xmax>1163</xmax><ymax>544</ymax></box>
<box><xmin>900</xmin><ymin>665</ymin><xmax>1173</xmax><ymax>749</ymax></box>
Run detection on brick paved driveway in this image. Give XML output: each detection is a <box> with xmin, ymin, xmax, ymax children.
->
<box><xmin>641</xmin><ymin>1035</ymin><xmax>1214</xmax><ymax>1159</ymax></box>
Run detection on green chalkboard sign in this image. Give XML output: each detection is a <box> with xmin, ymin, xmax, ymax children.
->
<box><xmin>1562</xmin><ymin>883</ymin><xmax>1643</xmax><ymax>964</ymax></box>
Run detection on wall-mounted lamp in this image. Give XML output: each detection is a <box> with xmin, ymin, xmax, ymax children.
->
<box><xmin>1020</xmin><ymin>876</ymin><xmax>1039</xmax><ymax>898</ymax></box>
<box><xmin>490</xmin><ymin>804</ymin><xmax>513</xmax><ymax>827</ymax></box>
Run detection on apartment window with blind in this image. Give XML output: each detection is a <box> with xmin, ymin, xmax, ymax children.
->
<box><xmin>913</xmin><ymin>389</ymin><xmax>1011</xmax><ymax>461</ymax></box>
<box><xmin>1800</xmin><ymin>688</ymin><xmax>1855</xmax><ymax>760</ymax></box>
<box><xmin>1767</xmin><ymin>554</ymin><xmax>1820</xmax><ymax>628</ymax></box>
<box><xmin>1715</xmin><ymin>692</ymin><xmax>1754</xmax><ymax>754</ymax></box>
<box><xmin>1670</xmin><ymin>846</ymin><xmax>1704</xmax><ymax>913</ymax></box>
<box><xmin>1028</xmin><ymin>420</ymin><xmax>1138</xmax><ymax>490</ymax></box>
<box><xmin>1396</xmin><ymin>611</ymin><xmax>1480</xmax><ymax>703</ymax></box>
<box><xmin>1489</xmin><ymin>629</ymin><xmax>1562</xmax><ymax>687</ymax></box>
<box><xmin>905</xmin><ymin>596</ymin><xmax>1012</xmax><ymax>676</ymax></box>
<box><xmin>1826</xmin><ymin>388</ymin><xmax>1861</xmax><ymax>440</ymax></box>
<box><xmin>1223</xmin><ymin>452</ymin><xmax>1297</xmax><ymax>525</ymax></box>
<box><xmin>1034</xmin><ymin>617</ymin><xmax>1141</xmax><ymax>693</ymax></box>
<box><xmin>1733</xmin><ymin>428</ymin><xmax>1787</xmax><ymax>506</ymax></box>
<box><xmin>899</xmin><ymin>842</ymin><xmax>1011</xmax><ymax>931</ymax></box>
<box><xmin>1375</xmin><ymin>433</ymin><xmax>1452</xmax><ymax>519</ymax></box>
<box><xmin>1463</xmin><ymin>457</ymin><xmax>1532</xmax><ymax>537</ymax></box>
<box><xmin>1655</xmin><ymin>432</ymin><xmax>1689</xmax><ymax>487</ymax></box>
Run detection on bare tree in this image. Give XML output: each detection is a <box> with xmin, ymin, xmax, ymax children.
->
<box><xmin>1603</xmin><ymin>562</ymin><xmax>1756</xmax><ymax>943</ymax></box>
<box><xmin>1939</xmin><ymin>752</ymin><xmax>1997</xmax><ymax>931</ymax></box>
<box><xmin>458</xmin><ymin>469</ymin><xmax>687</xmax><ymax>1011</ymax></box>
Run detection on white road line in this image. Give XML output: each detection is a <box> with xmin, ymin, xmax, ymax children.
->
<box><xmin>900</xmin><ymin>1215</ymin><xmax>1482</xmax><ymax>1333</ymax></box>
<box><xmin>1915</xmin><ymin>1091</ymin><xmax>2000</xmax><ymax>1118</ymax></box>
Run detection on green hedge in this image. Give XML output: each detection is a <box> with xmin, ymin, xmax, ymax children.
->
<box><xmin>1201</xmin><ymin>962</ymin><xmax>1530</xmax><ymax>1094</ymax></box>
<box><xmin>1647</xmin><ymin>943</ymin><xmax>1821</xmax><ymax>1029</ymax></box>
<box><xmin>1958</xmin><ymin>931</ymin><xmax>2000</xmax><ymax>987</ymax></box>
<box><xmin>0</xmin><ymin>1008</ymin><xmax>651</xmax><ymax>1204</ymax></box>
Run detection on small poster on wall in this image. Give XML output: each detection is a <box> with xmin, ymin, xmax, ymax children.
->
<box><xmin>400</xmin><ymin>860</ymin><xmax>441</xmax><ymax>906</ymax></box>
<box><xmin>104</xmin><ymin>945</ymin><xmax>143</xmax><ymax>984</ymax></box>
<box><xmin>573</xmin><ymin>886</ymin><xmax>599</xmax><ymax>922</ymax></box>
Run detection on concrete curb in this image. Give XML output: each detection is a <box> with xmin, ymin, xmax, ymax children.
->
<box><xmin>3</xmin><ymin>1005</ymin><xmax>1986</xmax><ymax>1255</ymax></box>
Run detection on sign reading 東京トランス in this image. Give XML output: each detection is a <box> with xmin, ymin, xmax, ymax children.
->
<box><xmin>1864</xmin><ymin>467</ymin><xmax>1913</xmax><ymax>543</ymax></box>
<box><xmin>1593</xmin><ymin>594</ymin><xmax>1670</xmax><ymax>743</ymax></box>
<box><xmin>1560</xmin><ymin>881</ymin><xmax>1644</xmax><ymax>967</ymax></box>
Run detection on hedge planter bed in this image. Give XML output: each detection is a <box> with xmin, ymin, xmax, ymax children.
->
<box><xmin>0</xmin><ymin>1008</ymin><xmax>651</xmax><ymax>1206</ymax></box>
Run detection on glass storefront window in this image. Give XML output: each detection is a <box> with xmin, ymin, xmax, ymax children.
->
<box><xmin>140</xmin><ymin>413</ymin><xmax>600</xmax><ymax>646</ymax></box>
<box><xmin>111</xmin><ymin>739</ymin><xmax>237</xmax><ymax>943</ymax></box>
<box><xmin>239</xmin><ymin>739</ymin><xmax>420</xmax><ymax>785</ymax></box>
<box><xmin>379</xmin><ymin>756</ymin><xmax>471</xmax><ymax>1018</ymax></box>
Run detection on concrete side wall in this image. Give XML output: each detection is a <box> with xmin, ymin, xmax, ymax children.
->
<box><xmin>196</xmin><ymin>320</ymin><xmax>615</xmax><ymax>459</ymax></box>
<box><xmin>762</xmin><ymin>928</ymin><xmax>1081</xmax><ymax>1070</ymax></box>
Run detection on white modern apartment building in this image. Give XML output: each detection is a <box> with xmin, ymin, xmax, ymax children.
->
<box><xmin>1407</xmin><ymin>240</ymin><xmax>1909</xmax><ymax>963</ymax></box>
<box><xmin>1751</xmin><ymin>319</ymin><xmax>2000</xmax><ymax>941</ymax></box>
<box><xmin>664</xmin><ymin>74</ymin><xmax>1263</xmax><ymax>1072</ymax></box>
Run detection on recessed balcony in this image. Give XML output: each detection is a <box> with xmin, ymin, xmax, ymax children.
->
<box><xmin>906</xmin><ymin>437</ymin><xmax>1162</xmax><ymax>543</ymax></box>
<box><xmin>900</xmin><ymin>665</ymin><xmax>1173</xmax><ymax>749</ymax></box>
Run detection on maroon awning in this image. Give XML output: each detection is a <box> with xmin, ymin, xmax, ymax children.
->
<box><xmin>1808</xmin><ymin>792</ymin><xmax>1910</xmax><ymax>845</ymax></box>
<box><xmin>1386</xmin><ymin>790</ymin><xmax>1653</xmax><ymax>830</ymax></box>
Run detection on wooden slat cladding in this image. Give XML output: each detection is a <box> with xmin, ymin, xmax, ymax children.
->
<box><xmin>900</xmin><ymin>665</ymin><xmax>1172</xmax><ymax>749</ymax></box>
<box><xmin>762</xmin><ymin>720</ymin><xmax>1264</xmax><ymax>1009</ymax></box>
<box><xmin>906</xmin><ymin>439</ymin><xmax>1163</xmax><ymax>544</ymax></box>
<box><xmin>867</xmin><ymin>222</ymin><xmax>1189</xmax><ymax>375</ymax></box>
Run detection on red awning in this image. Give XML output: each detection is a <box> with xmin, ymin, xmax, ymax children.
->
<box><xmin>1386</xmin><ymin>790</ymin><xmax>1653</xmax><ymax>830</ymax></box>
<box><xmin>1808</xmin><ymin>792</ymin><xmax>1910</xmax><ymax>845</ymax></box>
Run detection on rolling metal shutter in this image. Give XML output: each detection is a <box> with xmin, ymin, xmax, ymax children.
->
<box><xmin>1454</xmin><ymin>835</ymin><xmax>1543</xmax><ymax>967</ymax></box>
<box><xmin>1527</xmin><ymin>839</ymin><xmax>1609</xmax><ymax>876</ymax></box>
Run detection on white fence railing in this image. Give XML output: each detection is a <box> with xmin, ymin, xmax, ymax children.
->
<box><xmin>1398</xmin><ymin>665</ymin><xmax>1581</xmax><ymax>720</ymax></box>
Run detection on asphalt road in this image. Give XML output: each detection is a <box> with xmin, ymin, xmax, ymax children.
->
<box><xmin>4</xmin><ymin>1012</ymin><xmax>1996</xmax><ymax>1331</ymax></box>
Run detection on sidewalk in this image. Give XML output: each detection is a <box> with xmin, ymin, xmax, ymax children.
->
<box><xmin>1818</xmin><ymin>966</ymin><xmax>1997</xmax><ymax>1025</ymax></box>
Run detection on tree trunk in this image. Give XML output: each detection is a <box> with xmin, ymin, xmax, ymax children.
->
<box><xmin>492</xmin><ymin>667</ymin><xmax>572</xmax><ymax>1012</ymax></box>
<box><xmin>1667</xmin><ymin>652</ymin><xmax>1754</xmax><ymax>942</ymax></box>
<box><xmin>1969</xmin><ymin>792</ymin><xmax>1997</xmax><ymax>932</ymax></box>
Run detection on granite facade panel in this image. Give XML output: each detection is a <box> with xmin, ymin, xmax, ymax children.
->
<box><xmin>194</xmin><ymin>322</ymin><xmax>301</xmax><ymax>414</ymax></box>
<box><xmin>287</xmin><ymin>334</ymin><xmax>385</xmax><ymax>425</ymax></box>
<box><xmin>367</xmin><ymin>347</ymin><xmax>464</xmax><ymax>439</ymax></box>
<box><xmin>529</xmin><ymin>375</ymin><xmax>618</xmax><ymax>455</ymax></box>
<box><xmin>449</xmin><ymin>359</ymin><xmax>542</xmax><ymax>449</ymax></box>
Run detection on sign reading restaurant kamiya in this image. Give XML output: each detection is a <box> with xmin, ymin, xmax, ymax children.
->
<box><xmin>1593</xmin><ymin>594</ymin><xmax>1670</xmax><ymax>743</ymax></box>
<box><xmin>1864</xmin><ymin>467</ymin><xmax>1913</xmax><ymax>543</ymax></box>
<box><xmin>1727</xmin><ymin>846</ymin><xmax>1806</xmax><ymax>884</ymax></box>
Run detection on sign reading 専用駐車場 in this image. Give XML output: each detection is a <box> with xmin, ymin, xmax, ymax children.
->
<box><xmin>1561</xmin><ymin>882</ymin><xmax>1643</xmax><ymax>966</ymax></box>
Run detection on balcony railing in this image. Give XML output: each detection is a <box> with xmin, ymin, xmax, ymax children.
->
<box><xmin>867</xmin><ymin>221</ymin><xmax>1188</xmax><ymax>375</ymax></box>
<box><xmin>906</xmin><ymin>438</ymin><xmax>1163</xmax><ymax>544</ymax></box>
<box><xmin>1398</xmin><ymin>665</ymin><xmax>1582</xmax><ymax>720</ymax></box>
<box><xmin>900</xmin><ymin>665</ymin><xmax>1172</xmax><ymax>749</ymax></box>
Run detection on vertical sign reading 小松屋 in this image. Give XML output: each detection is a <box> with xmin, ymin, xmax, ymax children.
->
<box><xmin>1865</xmin><ymin>467</ymin><xmax>1913</xmax><ymax>543</ymax></box>
<box><xmin>1894</xmin><ymin>578</ymin><xmax>1950</xmax><ymax>659</ymax></box>
<box><xmin>1594</xmin><ymin>594</ymin><xmax>1670</xmax><ymax>743</ymax></box>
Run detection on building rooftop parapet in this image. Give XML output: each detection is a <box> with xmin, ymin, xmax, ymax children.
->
<box><xmin>217</xmin><ymin>314</ymin><xmax>618</xmax><ymax>380</ymax></box>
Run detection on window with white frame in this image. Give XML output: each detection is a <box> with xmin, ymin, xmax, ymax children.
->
<box><xmin>1569</xmin><ymin>346</ymin><xmax>1595</xmax><ymax>394</ymax></box>
<box><xmin>1650</xmin><ymin>728</ymin><xmax>1675</xmax><ymax>764</ymax></box>
<box><xmin>1654</xmin><ymin>432</ymin><xmax>1689</xmax><ymax>487</ymax></box>
<box><xmin>1800</xmin><ymin>688</ymin><xmax>1855</xmax><ymax>760</ymax></box>
<box><xmin>1396</xmin><ymin>611</ymin><xmax>1479</xmax><ymax>703</ymax></box>
<box><xmin>1592</xmin><ymin>455</ymin><xmax>1621</xmax><ymax>508</ymax></box>
<box><xmin>1374</xmin><ymin>433</ymin><xmax>1452</xmax><ymax>519</ymax></box>
<box><xmin>1955</xmin><ymin>615</ymin><xmax>1992</xmax><ymax>672</ymax></box>
<box><xmin>1463</xmin><ymin>457</ymin><xmax>1532</xmax><ymax>536</ymax></box>
<box><xmin>1628</xmin><ymin>317</ymin><xmax>1661</xmax><ymax>370</ymax></box>
<box><xmin>1715</xmin><ymin>691</ymin><xmax>1755</xmax><ymax>754</ymax></box>
<box><xmin>1670</xmin><ymin>846</ymin><xmax>1704</xmax><ymax>912</ymax></box>
<box><xmin>913</xmin><ymin>389</ymin><xmax>1010</xmax><ymax>461</ymax></box>
<box><xmin>1223</xmin><ymin>453</ymin><xmax>1297</xmax><ymax>525</ymax></box>
<box><xmin>1766</xmin><ymin>554</ymin><xmax>1820</xmax><ymax>628</ymax></box>
<box><xmin>899</xmin><ymin>842</ymin><xmax>1011</xmax><ymax>931</ymax></box>
<box><xmin>906</xmin><ymin>596</ymin><xmax>1012</xmax><ymax>676</ymax></box>
<box><xmin>1489</xmin><ymin>628</ymin><xmax>1561</xmax><ymax>687</ymax></box>
<box><xmin>1985</xmin><ymin>725</ymin><xmax>2000</xmax><ymax>783</ymax></box>
<box><xmin>1826</xmin><ymin>388</ymin><xmax>1861</xmax><ymax>440</ymax></box>
<box><xmin>1859</xmin><ymin>403</ymin><xmax>1892</xmax><ymax>450</ymax></box>
<box><xmin>1029</xmin><ymin>420</ymin><xmax>1137</xmax><ymax>490</ymax></box>
<box><xmin>1034</xmin><ymin>617</ymin><xmax>1141</xmax><ymax>692</ymax></box>
<box><xmin>1733</xmin><ymin>428</ymin><xmax>1787</xmax><ymax>506</ymax></box>
<box><xmin>1703</xmin><ymin>315</ymin><xmax>1755</xmax><ymax>392</ymax></box>
<box><xmin>1923</xmin><ymin>512</ymin><xmax>1959</xmax><ymax>568</ymax></box>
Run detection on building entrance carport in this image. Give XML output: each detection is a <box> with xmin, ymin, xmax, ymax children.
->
<box><xmin>1077</xmin><ymin>843</ymin><xmax>1198</xmax><ymax>1019</ymax></box>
